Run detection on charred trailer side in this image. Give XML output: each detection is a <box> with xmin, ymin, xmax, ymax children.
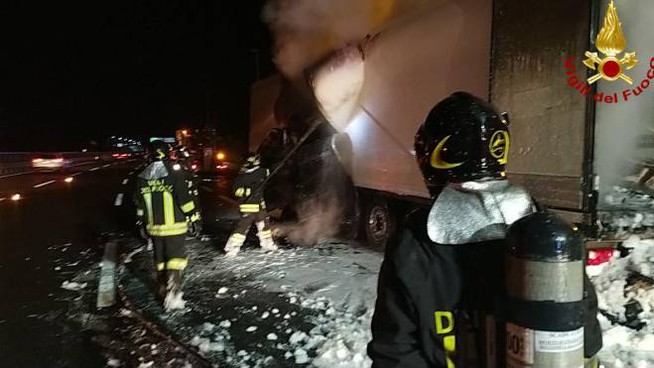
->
<box><xmin>493</xmin><ymin>0</ymin><xmax>654</xmax><ymax>241</ymax></box>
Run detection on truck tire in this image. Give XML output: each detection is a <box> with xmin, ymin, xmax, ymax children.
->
<box><xmin>363</xmin><ymin>196</ymin><xmax>396</xmax><ymax>250</ymax></box>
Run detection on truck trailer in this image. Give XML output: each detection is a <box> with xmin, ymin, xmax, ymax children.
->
<box><xmin>250</xmin><ymin>0</ymin><xmax>654</xmax><ymax>249</ymax></box>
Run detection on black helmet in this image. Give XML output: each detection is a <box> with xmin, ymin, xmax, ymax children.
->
<box><xmin>414</xmin><ymin>92</ymin><xmax>510</xmax><ymax>189</ymax></box>
<box><xmin>243</xmin><ymin>152</ymin><xmax>261</xmax><ymax>170</ymax></box>
<box><xmin>149</xmin><ymin>140</ymin><xmax>171</xmax><ymax>161</ymax></box>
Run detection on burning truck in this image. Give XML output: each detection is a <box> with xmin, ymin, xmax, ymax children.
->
<box><xmin>251</xmin><ymin>0</ymin><xmax>654</xmax><ymax>250</ymax></box>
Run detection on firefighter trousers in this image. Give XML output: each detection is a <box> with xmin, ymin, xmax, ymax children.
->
<box><xmin>224</xmin><ymin>209</ymin><xmax>277</xmax><ymax>256</ymax></box>
<box><xmin>152</xmin><ymin>235</ymin><xmax>187</xmax><ymax>298</ymax></box>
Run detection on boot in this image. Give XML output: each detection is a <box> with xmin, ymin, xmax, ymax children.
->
<box><xmin>224</xmin><ymin>233</ymin><xmax>245</xmax><ymax>257</ymax></box>
<box><xmin>164</xmin><ymin>270</ymin><xmax>186</xmax><ymax>311</ymax></box>
<box><xmin>156</xmin><ymin>271</ymin><xmax>168</xmax><ymax>301</ymax></box>
<box><xmin>256</xmin><ymin>223</ymin><xmax>278</xmax><ymax>252</ymax></box>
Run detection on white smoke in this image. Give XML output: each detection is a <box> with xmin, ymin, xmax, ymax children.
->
<box><xmin>595</xmin><ymin>0</ymin><xmax>654</xmax><ymax>206</ymax></box>
<box><xmin>263</xmin><ymin>0</ymin><xmax>434</xmax><ymax>78</ymax></box>
<box><xmin>275</xmin><ymin>195</ymin><xmax>344</xmax><ymax>246</ymax></box>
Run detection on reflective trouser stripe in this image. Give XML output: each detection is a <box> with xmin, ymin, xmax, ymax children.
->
<box><xmin>147</xmin><ymin>222</ymin><xmax>188</xmax><ymax>237</ymax></box>
<box><xmin>585</xmin><ymin>356</ymin><xmax>599</xmax><ymax>368</ymax></box>
<box><xmin>240</xmin><ymin>204</ymin><xmax>260</xmax><ymax>213</ymax></box>
<box><xmin>156</xmin><ymin>262</ymin><xmax>166</xmax><ymax>271</ymax></box>
<box><xmin>245</xmin><ymin>188</ymin><xmax>251</xmax><ymax>197</ymax></box>
<box><xmin>144</xmin><ymin>193</ymin><xmax>154</xmax><ymax>224</ymax></box>
<box><xmin>231</xmin><ymin>233</ymin><xmax>246</xmax><ymax>241</ymax></box>
<box><xmin>167</xmin><ymin>258</ymin><xmax>188</xmax><ymax>270</ymax></box>
<box><xmin>136</xmin><ymin>209</ymin><xmax>145</xmax><ymax>217</ymax></box>
<box><xmin>181</xmin><ymin>201</ymin><xmax>195</xmax><ymax>214</ymax></box>
<box><xmin>163</xmin><ymin>192</ymin><xmax>175</xmax><ymax>225</ymax></box>
<box><xmin>235</xmin><ymin>188</ymin><xmax>245</xmax><ymax>197</ymax></box>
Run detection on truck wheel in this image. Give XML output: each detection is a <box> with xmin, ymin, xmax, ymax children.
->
<box><xmin>363</xmin><ymin>197</ymin><xmax>396</xmax><ymax>250</ymax></box>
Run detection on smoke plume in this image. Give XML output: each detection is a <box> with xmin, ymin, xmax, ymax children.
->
<box><xmin>275</xmin><ymin>195</ymin><xmax>344</xmax><ymax>246</ymax></box>
<box><xmin>264</xmin><ymin>0</ymin><xmax>437</xmax><ymax>78</ymax></box>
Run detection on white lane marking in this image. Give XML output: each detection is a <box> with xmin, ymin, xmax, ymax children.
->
<box><xmin>71</xmin><ymin>172</ymin><xmax>83</xmax><ymax>177</ymax></box>
<box><xmin>103</xmin><ymin>164</ymin><xmax>111</xmax><ymax>168</ymax></box>
<box><xmin>122</xmin><ymin>179</ymin><xmax>129</xmax><ymax>185</ymax></box>
<box><xmin>114</xmin><ymin>193</ymin><xmax>124</xmax><ymax>207</ymax></box>
<box><xmin>33</xmin><ymin>180</ymin><xmax>56</xmax><ymax>188</ymax></box>
<box><xmin>89</xmin><ymin>167</ymin><xmax>101</xmax><ymax>172</ymax></box>
<box><xmin>0</xmin><ymin>171</ymin><xmax>37</xmax><ymax>180</ymax></box>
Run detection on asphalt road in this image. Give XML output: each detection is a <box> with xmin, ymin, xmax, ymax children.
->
<box><xmin>0</xmin><ymin>159</ymin><xmax>144</xmax><ymax>367</ymax></box>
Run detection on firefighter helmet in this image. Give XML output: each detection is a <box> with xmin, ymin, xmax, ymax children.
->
<box><xmin>243</xmin><ymin>153</ymin><xmax>261</xmax><ymax>170</ymax></box>
<box><xmin>149</xmin><ymin>140</ymin><xmax>171</xmax><ymax>161</ymax></box>
<box><xmin>414</xmin><ymin>91</ymin><xmax>510</xmax><ymax>190</ymax></box>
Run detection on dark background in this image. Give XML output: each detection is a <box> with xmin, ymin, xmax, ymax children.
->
<box><xmin>0</xmin><ymin>0</ymin><xmax>276</xmax><ymax>151</ymax></box>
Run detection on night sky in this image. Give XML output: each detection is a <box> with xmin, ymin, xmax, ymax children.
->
<box><xmin>1</xmin><ymin>0</ymin><xmax>275</xmax><ymax>151</ymax></box>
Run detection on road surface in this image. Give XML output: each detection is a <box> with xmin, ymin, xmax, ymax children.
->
<box><xmin>0</xmin><ymin>159</ymin><xmax>235</xmax><ymax>367</ymax></box>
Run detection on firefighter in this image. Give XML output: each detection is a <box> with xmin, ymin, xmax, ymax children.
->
<box><xmin>171</xmin><ymin>145</ymin><xmax>202</xmax><ymax>237</ymax></box>
<box><xmin>133</xmin><ymin>140</ymin><xmax>199</xmax><ymax>310</ymax></box>
<box><xmin>367</xmin><ymin>92</ymin><xmax>602</xmax><ymax>367</ymax></box>
<box><xmin>223</xmin><ymin>153</ymin><xmax>278</xmax><ymax>256</ymax></box>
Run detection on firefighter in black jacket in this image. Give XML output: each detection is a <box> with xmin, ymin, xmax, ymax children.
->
<box><xmin>133</xmin><ymin>141</ymin><xmax>199</xmax><ymax>310</ymax></box>
<box><xmin>171</xmin><ymin>145</ymin><xmax>202</xmax><ymax>237</ymax></box>
<box><xmin>367</xmin><ymin>92</ymin><xmax>602</xmax><ymax>367</ymax></box>
<box><xmin>224</xmin><ymin>153</ymin><xmax>278</xmax><ymax>256</ymax></box>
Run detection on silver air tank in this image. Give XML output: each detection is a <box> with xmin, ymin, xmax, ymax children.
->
<box><xmin>504</xmin><ymin>211</ymin><xmax>585</xmax><ymax>367</ymax></box>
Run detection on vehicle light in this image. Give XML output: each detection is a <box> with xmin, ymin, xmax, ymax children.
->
<box><xmin>216</xmin><ymin>152</ymin><xmax>226</xmax><ymax>161</ymax></box>
<box><xmin>11</xmin><ymin>194</ymin><xmax>21</xmax><ymax>201</ymax></box>
<box><xmin>191</xmin><ymin>164</ymin><xmax>198</xmax><ymax>170</ymax></box>
<box><xmin>112</xmin><ymin>153</ymin><xmax>120</xmax><ymax>157</ymax></box>
<box><xmin>53</xmin><ymin>158</ymin><xmax>64</xmax><ymax>163</ymax></box>
<box><xmin>64</xmin><ymin>177</ymin><xmax>74</xmax><ymax>183</ymax></box>
<box><xmin>587</xmin><ymin>248</ymin><xmax>615</xmax><ymax>266</ymax></box>
<box><xmin>32</xmin><ymin>158</ymin><xmax>43</xmax><ymax>163</ymax></box>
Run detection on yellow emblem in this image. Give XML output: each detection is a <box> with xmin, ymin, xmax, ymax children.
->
<box><xmin>430</xmin><ymin>136</ymin><xmax>464</xmax><ymax>170</ymax></box>
<box><xmin>490</xmin><ymin>131</ymin><xmax>510</xmax><ymax>165</ymax></box>
<box><xmin>583</xmin><ymin>0</ymin><xmax>638</xmax><ymax>84</ymax></box>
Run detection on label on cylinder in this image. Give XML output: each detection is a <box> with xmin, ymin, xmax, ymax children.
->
<box><xmin>534</xmin><ymin>328</ymin><xmax>584</xmax><ymax>353</ymax></box>
<box><xmin>506</xmin><ymin>323</ymin><xmax>534</xmax><ymax>365</ymax></box>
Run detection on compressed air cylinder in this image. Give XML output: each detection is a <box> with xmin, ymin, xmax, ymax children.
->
<box><xmin>504</xmin><ymin>212</ymin><xmax>585</xmax><ymax>368</ymax></box>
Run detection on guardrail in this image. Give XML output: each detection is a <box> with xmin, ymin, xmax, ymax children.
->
<box><xmin>0</xmin><ymin>152</ymin><xmax>125</xmax><ymax>177</ymax></box>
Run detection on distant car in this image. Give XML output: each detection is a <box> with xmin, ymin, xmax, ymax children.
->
<box><xmin>111</xmin><ymin>153</ymin><xmax>132</xmax><ymax>159</ymax></box>
<box><xmin>32</xmin><ymin>154</ymin><xmax>66</xmax><ymax>170</ymax></box>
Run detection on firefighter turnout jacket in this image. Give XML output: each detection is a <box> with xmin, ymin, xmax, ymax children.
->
<box><xmin>232</xmin><ymin>166</ymin><xmax>268</xmax><ymax>212</ymax></box>
<box><xmin>134</xmin><ymin>160</ymin><xmax>198</xmax><ymax>237</ymax></box>
<box><xmin>368</xmin><ymin>208</ymin><xmax>603</xmax><ymax>367</ymax></box>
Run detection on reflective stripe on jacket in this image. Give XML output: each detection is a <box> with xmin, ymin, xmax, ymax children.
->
<box><xmin>133</xmin><ymin>161</ymin><xmax>197</xmax><ymax>237</ymax></box>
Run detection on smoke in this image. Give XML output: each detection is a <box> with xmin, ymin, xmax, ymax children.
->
<box><xmin>275</xmin><ymin>195</ymin><xmax>344</xmax><ymax>246</ymax></box>
<box><xmin>263</xmin><ymin>0</ymin><xmax>389</xmax><ymax>77</ymax></box>
<box><xmin>264</xmin><ymin>0</ymin><xmax>439</xmax><ymax>78</ymax></box>
<box><xmin>272</xmin><ymin>137</ymin><xmax>356</xmax><ymax>246</ymax></box>
<box><xmin>595</xmin><ymin>0</ymin><xmax>654</xmax><ymax>206</ymax></box>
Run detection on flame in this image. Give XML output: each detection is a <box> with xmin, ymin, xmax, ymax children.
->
<box><xmin>596</xmin><ymin>0</ymin><xmax>626</xmax><ymax>57</ymax></box>
<box><xmin>371</xmin><ymin>0</ymin><xmax>396</xmax><ymax>30</ymax></box>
